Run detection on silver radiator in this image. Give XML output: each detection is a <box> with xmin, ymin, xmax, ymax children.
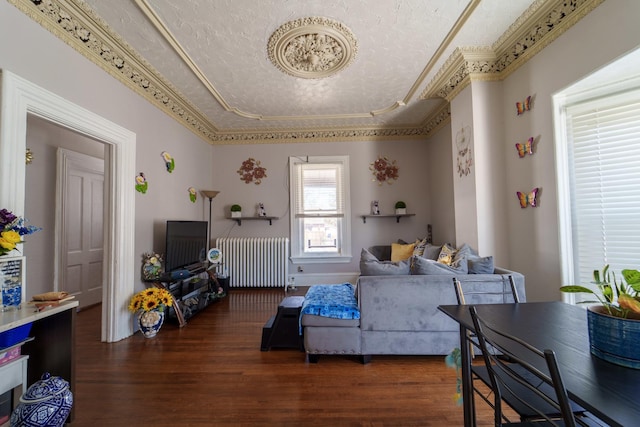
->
<box><xmin>215</xmin><ymin>237</ymin><xmax>289</xmax><ymax>288</ymax></box>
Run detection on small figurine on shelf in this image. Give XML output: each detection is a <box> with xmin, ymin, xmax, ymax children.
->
<box><xmin>257</xmin><ymin>202</ymin><xmax>267</xmax><ymax>217</ymax></box>
<box><xmin>371</xmin><ymin>200</ymin><xmax>380</xmax><ymax>215</ymax></box>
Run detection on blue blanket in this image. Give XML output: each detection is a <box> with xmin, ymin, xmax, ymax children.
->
<box><xmin>301</xmin><ymin>283</ymin><xmax>360</xmax><ymax>320</ymax></box>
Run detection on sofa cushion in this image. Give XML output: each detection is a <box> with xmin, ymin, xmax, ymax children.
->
<box><xmin>411</xmin><ymin>256</ymin><xmax>468</xmax><ymax>275</ymax></box>
<box><xmin>360</xmin><ymin>248</ymin><xmax>411</xmax><ymax>275</ymax></box>
<box><xmin>391</xmin><ymin>242</ymin><xmax>415</xmax><ymax>261</ymax></box>
<box><xmin>468</xmin><ymin>255</ymin><xmax>495</xmax><ymax>274</ymax></box>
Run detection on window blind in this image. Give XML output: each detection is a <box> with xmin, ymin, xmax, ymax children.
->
<box><xmin>293</xmin><ymin>162</ymin><xmax>345</xmax><ymax>218</ymax></box>
<box><xmin>567</xmin><ymin>90</ymin><xmax>640</xmax><ymax>286</ymax></box>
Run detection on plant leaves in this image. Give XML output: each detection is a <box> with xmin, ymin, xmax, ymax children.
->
<box><xmin>559</xmin><ymin>285</ymin><xmax>595</xmax><ymax>294</ymax></box>
<box><xmin>622</xmin><ymin>269</ymin><xmax>640</xmax><ymax>286</ymax></box>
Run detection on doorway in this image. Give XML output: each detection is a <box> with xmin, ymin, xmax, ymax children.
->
<box><xmin>0</xmin><ymin>70</ymin><xmax>136</xmax><ymax>342</ymax></box>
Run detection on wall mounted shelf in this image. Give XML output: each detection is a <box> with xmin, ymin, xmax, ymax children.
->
<box><xmin>227</xmin><ymin>216</ymin><xmax>278</xmax><ymax>226</ymax></box>
<box><xmin>361</xmin><ymin>214</ymin><xmax>415</xmax><ymax>224</ymax></box>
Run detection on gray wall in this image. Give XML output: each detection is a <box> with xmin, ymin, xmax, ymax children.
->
<box><xmin>3</xmin><ymin>0</ymin><xmax>640</xmax><ymax>304</ymax></box>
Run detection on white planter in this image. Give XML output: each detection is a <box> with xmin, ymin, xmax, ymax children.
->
<box><xmin>231</xmin><ymin>211</ymin><xmax>242</xmax><ymax>218</ymax></box>
<box><xmin>395</xmin><ymin>208</ymin><xmax>406</xmax><ymax>215</ymax></box>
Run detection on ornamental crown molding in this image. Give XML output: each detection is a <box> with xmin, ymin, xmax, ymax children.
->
<box><xmin>421</xmin><ymin>0</ymin><xmax>605</xmax><ymax>101</ymax></box>
<box><xmin>267</xmin><ymin>17</ymin><xmax>358</xmax><ymax>79</ymax></box>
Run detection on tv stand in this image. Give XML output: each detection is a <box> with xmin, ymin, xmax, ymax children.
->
<box><xmin>150</xmin><ymin>268</ymin><xmax>225</xmax><ymax>327</ymax></box>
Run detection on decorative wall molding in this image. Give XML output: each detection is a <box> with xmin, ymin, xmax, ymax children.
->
<box><xmin>421</xmin><ymin>0</ymin><xmax>605</xmax><ymax>101</ymax></box>
<box><xmin>9</xmin><ymin>0</ymin><xmax>601</xmax><ymax>144</ymax></box>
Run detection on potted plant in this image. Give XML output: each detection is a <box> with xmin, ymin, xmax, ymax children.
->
<box><xmin>230</xmin><ymin>204</ymin><xmax>242</xmax><ymax>218</ymax></box>
<box><xmin>560</xmin><ymin>265</ymin><xmax>640</xmax><ymax>369</ymax></box>
<box><xmin>394</xmin><ymin>201</ymin><xmax>407</xmax><ymax>215</ymax></box>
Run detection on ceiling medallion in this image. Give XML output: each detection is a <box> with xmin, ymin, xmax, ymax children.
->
<box><xmin>268</xmin><ymin>17</ymin><xmax>357</xmax><ymax>79</ymax></box>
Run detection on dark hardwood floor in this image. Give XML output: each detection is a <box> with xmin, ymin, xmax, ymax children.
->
<box><xmin>74</xmin><ymin>287</ymin><xmax>497</xmax><ymax>426</ymax></box>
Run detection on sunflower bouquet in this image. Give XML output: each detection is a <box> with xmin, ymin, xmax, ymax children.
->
<box><xmin>128</xmin><ymin>287</ymin><xmax>174</xmax><ymax>313</ymax></box>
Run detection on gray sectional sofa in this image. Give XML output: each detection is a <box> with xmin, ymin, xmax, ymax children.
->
<box><xmin>302</xmin><ymin>244</ymin><xmax>525</xmax><ymax>362</ymax></box>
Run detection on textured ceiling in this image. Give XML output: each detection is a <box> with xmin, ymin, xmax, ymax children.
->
<box><xmin>10</xmin><ymin>0</ymin><xmax>602</xmax><ymax>143</ymax></box>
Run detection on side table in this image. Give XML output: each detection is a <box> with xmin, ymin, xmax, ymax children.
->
<box><xmin>261</xmin><ymin>296</ymin><xmax>305</xmax><ymax>351</ymax></box>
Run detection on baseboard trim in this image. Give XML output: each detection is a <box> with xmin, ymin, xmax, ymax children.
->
<box><xmin>288</xmin><ymin>272</ymin><xmax>360</xmax><ymax>287</ymax></box>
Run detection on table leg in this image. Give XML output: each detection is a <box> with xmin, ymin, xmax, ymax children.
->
<box><xmin>459</xmin><ymin>324</ymin><xmax>476</xmax><ymax>427</ymax></box>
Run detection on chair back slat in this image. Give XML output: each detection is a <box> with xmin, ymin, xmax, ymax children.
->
<box><xmin>469</xmin><ymin>306</ymin><xmax>578</xmax><ymax>427</ymax></box>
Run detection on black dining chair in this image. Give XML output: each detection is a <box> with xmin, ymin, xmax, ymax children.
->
<box><xmin>469</xmin><ymin>306</ymin><xmax>601</xmax><ymax>426</ymax></box>
<box><xmin>453</xmin><ymin>278</ymin><xmax>595</xmax><ymax>425</ymax></box>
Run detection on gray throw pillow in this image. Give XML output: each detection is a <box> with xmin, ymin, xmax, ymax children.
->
<box><xmin>468</xmin><ymin>255</ymin><xmax>495</xmax><ymax>274</ymax></box>
<box><xmin>411</xmin><ymin>256</ymin><xmax>466</xmax><ymax>275</ymax></box>
<box><xmin>422</xmin><ymin>243</ymin><xmax>442</xmax><ymax>261</ymax></box>
<box><xmin>360</xmin><ymin>249</ymin><xmax>410</xmax><ymax>275</ymax></box>
<box><xmin>360</xmin><ymin>258</ymin><xmax>411</xmax><ymax>276</ymax></box>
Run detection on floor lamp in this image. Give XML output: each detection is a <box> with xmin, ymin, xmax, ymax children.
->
<box><xmin>200</xmin><ymin>190</ymin><xmax>219</xmax><ymax>250</ymax></box>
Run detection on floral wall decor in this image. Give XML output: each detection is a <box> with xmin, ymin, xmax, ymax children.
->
<box><xmin>161</xmin><ymin>151</ymin><xmax>175</xmax><ymax>173</ymax></box>
<box><xmin>188</xmin><ymin>187</ymin><xmax>197</xmax><ymax>203</ymax></box>
<box><xmin>516</xmin><ymin>95</ymin><xmax>533</xmax><ymax>115</ymax></box>
<box><xmin>135</xmin><ymin>172</ymin><xmax>148</xmax><ymax>194</ymax></box>
<box><xmin>516</xmin><ymin>187</ymin><xmax>540</xmax><ymax>208</ymax></box>
<box><xmin>370</xmin><ymin>156</ymin><xmax>399</xmax><ymax>185</ymax></box>
<box><xmin>455</xmin><ymin>125</ymin><xmax>473</xmax><ymax>178</ymax></box>
<box><xmin>237</xmin><ymin>157</ymin><xmax>267</xmax><ymax>185</ymax></box>
<box><xmin>515</xmin><ymin>137</ymin><xmax>535</xmax><ymax>158</ymax></box>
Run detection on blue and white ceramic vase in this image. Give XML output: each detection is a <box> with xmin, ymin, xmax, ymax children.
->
<box><xmin>138</xmin><ymin>309</ymin><xmax>165</xmax><ymax>338</ymax></box>
<box><xmin>10</xmin><ymin>372</ymin><xmax>73</xmax><ymax>427</ymax></box>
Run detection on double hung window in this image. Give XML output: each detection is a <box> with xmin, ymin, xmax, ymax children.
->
<box><xmin>289</xmin><ymin>156</ymin><xmax>351</xmax><ymax>263</ymax></box>
<box><xmin>555</xmin><ymin>82</ymin><xmax>640</xmax><ymax>294</ymax></box>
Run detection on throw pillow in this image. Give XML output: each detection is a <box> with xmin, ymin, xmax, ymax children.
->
<box><xmin>422</xmin><ymin>243</ymin><xmax>441</xmax><ymax>261</ymax></box>
<box><xmin>413</xmin><ymin>238</ymin><xmax>428</xmax><ymax>257</ymax></box>
<box><xmin>411</xmin><ymin>256</ymin><xmax>465</xmax><ymax>275</ymax></box>
<box><xmin>391</xmin><ymin>242</ymin><xmax>415</xmax><ymax>261</ymax></box>
<box><xmin>360</xmin><ymin>248</ymin><xmax>380</xmax><ymax>262</ymax></box>
<box><xmin>437</xmin><ymin>243</ymin><xmax>457</xmax><ymax>265</ymax></box>
<box><xmin>468</xmin><ymin>255</ymin><xmax>495</xmax><ymax>274</ymax></box>
<box><xmin>360</xmin><ymin>258</ymin><xmax>411</xmax><ymax>276</ymax></box>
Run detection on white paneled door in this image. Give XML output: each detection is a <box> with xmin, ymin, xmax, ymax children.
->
<box><xmin>58</xmin><ymin>149</ymin><xmax>105</xmax><ymax>309</ymax></box>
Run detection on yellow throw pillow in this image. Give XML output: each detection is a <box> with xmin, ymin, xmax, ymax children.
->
<box><xmin>391</xmin><ymin>242</ymin><xmax>416</xmax><ymax>261</ymax></box>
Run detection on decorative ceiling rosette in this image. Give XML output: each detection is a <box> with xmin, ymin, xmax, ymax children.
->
<box><xmin>370</xmin><ymin>156</ymin><xmax>399</xmax><ymax>185</ymax></box>
<box><xmin>237</xmin><ymin>157</ymin><xmax>267</xmax><ymax>185</ymax></box>
<box><xmin>268</xmin><ymin>17</ymin><xmax>358</xmax><ymax>79</ymax></box>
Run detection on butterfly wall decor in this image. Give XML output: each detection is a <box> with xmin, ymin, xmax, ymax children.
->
<box><xmin>516</xmin><ymin>95</ymin><xmax>532</xmax><ymax>115</ymax></box>
<box><xmin>515</xmin><ymin>137</ymin><xmax>535</xmax><ymax>158</ymax></box>
<box><xmin>516</xmin><ymin>187</ymin><xmax>539</xmax><ymax>208</ymax></box>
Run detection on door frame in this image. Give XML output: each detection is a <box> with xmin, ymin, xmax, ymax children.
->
<box><xmin>0</xmin><ymin>69</ymin><xmax>136</xmax><ymax>342</ymax></box>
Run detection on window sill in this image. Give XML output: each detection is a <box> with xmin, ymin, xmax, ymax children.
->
<box><xmin>290</xmin><ymin>255</ymin><xmax>352</xmax><ymax>264</ymax></box>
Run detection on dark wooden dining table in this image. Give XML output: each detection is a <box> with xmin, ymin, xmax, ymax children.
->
<box><xmin>438</xmin><ymin>301</ymin><xmax>640</xmax><ymax>427</ymax></box>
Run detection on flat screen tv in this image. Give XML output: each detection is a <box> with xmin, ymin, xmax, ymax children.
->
<box><xmin>164</xmin><ymin>220</ymin><xmax>208</xmax><ymax>272</ymax></box>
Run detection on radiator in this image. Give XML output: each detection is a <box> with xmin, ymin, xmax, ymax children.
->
<box><xmin>216</xmin><ymin>237</ymin><xmax>289</xmax><ymax>288</ymax></box>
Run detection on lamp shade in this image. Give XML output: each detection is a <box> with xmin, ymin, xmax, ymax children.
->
<box><xmin>200</xmin><ymin>190</ymin><xmax>220</xmax><ymax>199</ymax></box>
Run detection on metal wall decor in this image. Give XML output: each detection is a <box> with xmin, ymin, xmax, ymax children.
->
<box><xmin>370</xmin><ymin>156</ymin><xmax>399</xmax><ymax>185</ymax></box>
<box><xmin>456</xmin><ymin>125</ymin><xmax>473</xmax><ymax>177</ymax></box>
<box><xmin>237</xmin><ymin>158</ymin><xmax>267</xmax><ymax>185</ymax></box>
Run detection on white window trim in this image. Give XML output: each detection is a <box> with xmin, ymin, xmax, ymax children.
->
<box><xmin>554</xmin><ymin>74</ymin><xmax>640</xmax><ymax>300</ymax></box>
<box><xmin>289</xmin><ymin>155</ymin><xmax>352</xmax><ymax>264</ymax></box>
